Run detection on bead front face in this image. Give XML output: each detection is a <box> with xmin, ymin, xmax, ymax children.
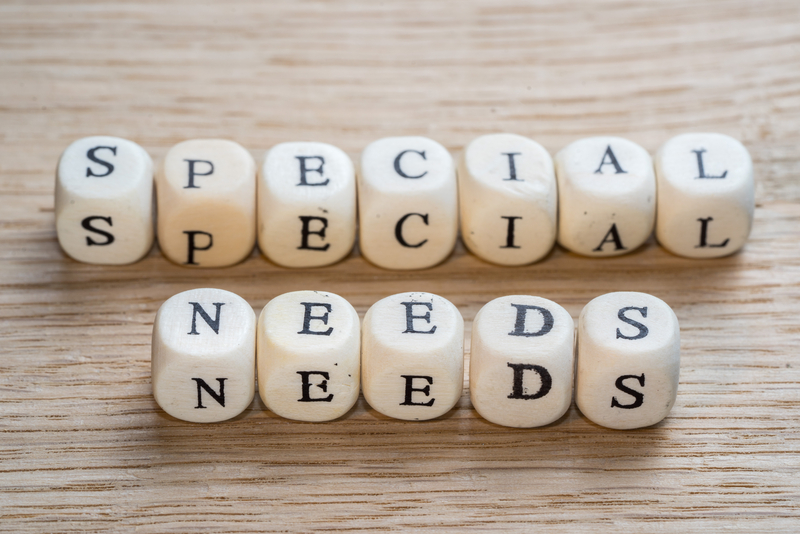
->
<box><xmin>655</xmin><ymin>133</ymin><xmax>754</xmax><ymax>258</ymax></box>
<box><xmin>469</xmin><ymin>296</ymin><xmax>574</xmax><ymax>428</ymax></box>
<box><xmin>55</xmin><ymin>136</ymin><xmax>154</xmax><ymax>264</ymax></box>
<box><xmin>556</xmin><ymin>137</ymin><xmax>656</xmax><ymax>257</ymax></box>
<box><xmin>156</xmin><ymin>139</ymin><xmax>256</xmax><ymax>267</ymax></box>
<box><xmin>358</xmin><ymin>137</ymin><xmax>458</xmax><ymax>270</ymax></box>
<box><xmin>361</xmin><ymin>292</ymin><xmax>464</xmax><ymax>420</ymax></box>
<box><xmin>575</xmin><ymin>292</ymin><xmax>680</xmax><ymax>430</ymax></box>
<box><xmin>151</xmin><ymin>288</ymin><xmax>256</xmax><ymax>423</ymax></box>
<box><xmin>459</xmin><ymin>134</ymin><xmax>557</xmax><ymax>265</ymax></box>
<box><xmin>258</xmin><ymin>142</ymin><xmax>356</xmax><ymax>268</ymax></box>
<box><xmin>257</xmin><ymin>291</ymin><xmax>360</xmax><ymax>422</ymax></box>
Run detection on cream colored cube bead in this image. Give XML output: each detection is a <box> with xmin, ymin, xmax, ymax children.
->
<box><xmin>55</xmin><ymin>136</ymin><xmax>154</xmax><ymax>264</ymax></box>
<box><xmin>575</xmin><ymin>292</ymin><xmax>680</xmax><ymax>430</ymax></box>
<box><xmin>362</xmin><ymin>292</ymin><xmax>464</xmax><ymax>420</ymax></box>
<box><xmin>555</xmin><ymin>136</ymin><xmax>656</xmax><ymax>256</ymax></box>
<box><xmin>257</xmin><ymin>290</ymin><xmax>360</xmax><ymax>422</ymax></box>
<box><xmin>459</xmin><ymin>134</ymin><xmax>557</xmax><ymax>265</ymax></box>
<box><xmin>258</xmin><ymin>142</ymin><xmax>356</xmax><ymax>268</ymax></box>
<box><xmin>469</xmin><ymin>296</ymin><xmax>574</xmax><ymax>428</ymax></box>
<box><xmin>655</xmin><ymin>133</ymin><xmax>754</xmax><ymax>258</ymax></box>
<box><xmin>358</xmin><ymin>137</ymin><xmax>458</xmax><ymax>270</ymax></box>
<box><xmin>156</xmin><ymin>139</ymin><xmax>256</xmax><ymax>267</ymax></box>
<box><xmin>151</xmin><ymin>288</ymin><xmax>256</xmax><ymax>423</ymax></box>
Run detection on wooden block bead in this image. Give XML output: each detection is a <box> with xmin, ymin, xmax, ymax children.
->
<box><xmin>151</xmin><ymin>288</ymin><xmax>256</xmax><ymax>423</ymax></box>
<box><xmin>555</xmin><ymin>137</ymin><xmax>656</xmax><ymax>257</ymax></box>
<box><xmin>55</xmin><ymin>136</ymin><xmax>154</xmax><ymax>264</ymax></box>
<box><xmin>156</xmin><ymin>139</ymin><xmax>256</xmax><ymax>267</ymax></box>
<box><xmin>358</xmin><ymin>137</ymin><xmax>458</xmax><ymax>270</ymax></box>
<box><xmin>257</xmin><ymin>142</ymin><xmax>356</xmax><ymax>268</ymax></box>
<box><xmin>575</xmin><ymin>291</ymin><xmax>680</xmax><ymax>430</ymax></box>
<box><xmin>655</xmin><ymin>133</ymin><xmax>755</xmax><ymax>258</ymax></box>
<box><xmin>257</xmin><ymin>290</ymin><xmax>360</xmax><ymax>422</ymax></box>
<box><xmin>458</xmin><ymin>133</ymin><xmax>557</xmax><ymax>265</ymax></box>
<box><xmin>469</xmin><ymin>296</ymin><xmax>574</xmax><ymax>428</ymax></box>
<box><xmin>362</xmin><ymin>292</ymin><xmax>464</xmax><ymax>420</ymax></box>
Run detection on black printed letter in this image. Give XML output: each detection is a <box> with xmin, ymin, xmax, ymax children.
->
<box><xmin>86</xmin><ymin>146</ymin><xmax>117</xmax><ymax>177</ymax></box>
<box><xmin>400</xmin><ymin>375</ymin><xmax>435</xmax><ymax>406</ymax></box>
<box><xmin>297</xmin><ymin>371</ymin><xmax>334</xmax><ymax>402</ymax></box>
<box><xmin>188</xmin><ymin>302</ymin><xmax>225</xmax><ymax>335</ymax></box>
<box><xmin>298</xmin><ymin>216</ymin><xmax>331</xmax><ymax>251</ymax></box>
<box><xmin>184</xmin><ymin>159</ymin><xmax>214</xmax><ymax>189</ymax></box>
<box><xmin>594</xmin><ymin>145</ymin><xmax>627</xmax><ymax>174</ymax></box>
<box><xmin>611</xmin><ymin>374</ymin><xmax>645</xmax><ymax>409</ymax></box>
<box><xmin>507</xmin><ymin>363</ymin><xmax>552</xmax><ymax>400</ymax></box>
<box><xmin>692</xmin><ymin>149</ymin><xmax>727</xmax><ymax>179</ymax></box>
<box><xmin>502</xmin><ymin>152</ymin><xmax>522</xmax><ymax>181</ymax></box>
<box><xmin>508</xmin><ymin>304</ymin><xmax>554</xmax><ymax>337</ymax></box>
<box><xmin>395</xmin><ymin>213</ymin><xmax>429</xmax><ymax>248</ymax></box>
<box><xmin>401</xmin><ymin>301</ymin><xmax>437</xmax><ymax>334</ymax></box>
<box><xmin>192</xmin><ymin>378</ymin><xmax>226</xmax><ymax>408</ymax></box>
<box><xmin>394</xmin><ymin>150</ymin><xmax>427</xmax><ymax>179</ymax></box>
<box><xmin>695</xmin><ymin>217</ymin><xmax>730</xmax><ymax>248</ymax></box>
<box><xmin>616</xmin><ymin>306</ymin><xmax>648</xmax><ymax>340</ymax></box>
<box><xmin>297</xmin><ymin>302</ymin><xmax>333</xmax><ymax>336</ymax></box>
<box><xmin>296</xmin><ymin>156</ymin><xmax>328</xmax><ymax>186</ymax></box>
<box><xmin>593</xmin><ymin>223</ymin><xmax>626</xmax><ymax>252</ymax></box>
<box><xmin>81</xmin><ymin>216</ymin><xmax>115</xmax><ymax>246</ymax></box>
<box><xmin>500</xmin><ymin>216</ymin><xmax>522</xmax><ymax>249</ymax></box>
<box><xmin>184</xmin><ymin>231</ymin><xmax>213</xmax><ymax>265</ymax></box>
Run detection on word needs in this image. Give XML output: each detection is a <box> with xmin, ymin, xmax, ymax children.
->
<box><xmin>57</xmin><ymin>133</ymin><xmax>754</xmax><ymax>269</ymax></box>
<box><xmin>152</xmin><ymin>289</ymin><xmax>680</xmax><ymax>430</ymax></box>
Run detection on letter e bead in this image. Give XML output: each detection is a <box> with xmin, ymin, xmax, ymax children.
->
<box><xmin>358</xmin><ymin>137</ymin><xmax>458</xmax><ymax>270</ymax></box>
<box><xmin>55</xmin><ymin>136</ymin><xmax>154</xmax><ymax>264</ymax></box>
<box><xmin>575</xmin><ymin>292</ymin><xmax>680</xmax><ymax>429</ymax></box>
<box><xmin>257</xmin><ymin>290</ymin><xmax>360</xmax><ymax>422</ymax></box>
<box><xmin>156</xmin><ymin>139</ymin><xmax>256</xmax><ymax>267</ymax></box>
<box><xmin>470</xmin><ymin>296</ymin><xmax>574</xmax><ymax>427</ymax></box>
<box><xmin>555</xmin><ymin>137</ymin><xmax>656</xmax><ymax>256</ymax></box>
<box><xmin>152</xmin><ymin>288</ymin><xmax>256</xmax><ymax>422</ymax></box>
<box><xmin>362</xmin><ymin>292</ymin><xmax>464</xmax><ymax>420</ymax></box>
<box><xmin>258</xmin><ymin>142</ymin><xmax>356</xmax><ymax>267</ymax></box>
<box><xmin>655</xmin><ymin>133</ymin><xmax>754</xmax><ymax>258</ymax></box>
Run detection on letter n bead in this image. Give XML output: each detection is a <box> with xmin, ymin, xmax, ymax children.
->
<box><xmin>358</xmin><ymin>137</ymin><xmax>458</xmax><ymax>270</ymax></box>
<box><xmin>156</xmin><ymin>139</ymin><xmax>256</xmax><ymax>267</ymax></box>
<box><xmin>258</xmin><ymin>143</ymin><xmax>356</xmax><ymax>267</ymax></box>
<box><xmin>555</xmin><ymin>137</ymin><xmax>656</xmax><ymax>256</ymax></box>
<box><xmin>361</xmin><ymin>292</ymin><xmax>464</xmax><ymax>420</ymax></box>
<box><xmin>575</xmin><ymin>292</ymin><xmax>680</xmax><ymax>429</ymax></box>
<box><xmin>257</xmin><ymin>291</ymin><xmax>360</xmax><ymax>422</ymax></box>
<box><xmin>55</xmin><ymin>136</ymin><xmax>154</xmax><ymax>264</ymax></box>
<box><xmin>151</xmin><ymin>288</ymin><xmax>256</xmax><ymax>422</ymax></box>
<box><xmin>655</xmin><ymin>133</ymin><xmax>755</xmax><ymax>258</ymax></box>
<box><xmin>459</xmin><ymin>134</ymin><xmax>557</xmax><ymax>265</ymax></box>
<box><xmin>470</xmin><ymin>296</ymin><xmax>574</xmax><ymax>428</ymax></box>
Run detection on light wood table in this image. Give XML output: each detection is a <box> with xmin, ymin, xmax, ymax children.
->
<box><xmin>1</xmin><ymin>1</ymin><xmax>799</xmax><ymax>531</ymax></box>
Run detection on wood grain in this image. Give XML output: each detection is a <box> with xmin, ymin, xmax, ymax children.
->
<box><xmin>1</xmin><ymin>0</ymin><xmax>800</xmax><ymax>531</ymax></box>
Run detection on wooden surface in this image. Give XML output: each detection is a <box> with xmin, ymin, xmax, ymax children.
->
<box><xmin>1</xmin><ymin>0</ymin><xmax>799</xmax><ymax>531</ymax></box>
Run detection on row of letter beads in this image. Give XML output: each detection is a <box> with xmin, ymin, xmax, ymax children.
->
<box><xmin>57</xmin><ymin>133</ymin><xmax>755</xmax><ymax>269</ymax></box>
<box><xmin>151</xmin><ymin>289</ymin><xmax>680</xmax><ymax>429</ymax></box>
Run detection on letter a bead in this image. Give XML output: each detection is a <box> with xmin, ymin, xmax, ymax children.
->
<box><xmin>575</xmin><ymin>292</ymin><xmax>680</xmax><ymax>429</ymax></box>
<box><xmin>655</xmin><ymin>133</ymin><xmax>754</xmax><ymax>258</ymax></box>
<box><xmin>470</xmin><ymin>296</ymin><xmax>574</xmax><ymax>427</ymax></box>
<box><xmin>555</xmin><ymin>137</ymin><xmax>656</xmax><ymax>256</ymax></box>
<box><xmin>257</xmin><ymin>290</ymin><xmax>360</xmax><ymax>422</ymax></box>
<box><xmin>258</xmin><ymin>142</ymin><xmax>356</xmax><ymax>267</ymax></box>
<box><xmin>361</xmin><ymin>292</ymin><xmax>464</xmax><ymax>420</ymax></box>
<box><xmin>151</xmin><ymin>288</ymin><xmax>256</xmax><ymax>423</ymax></box>
<box><xmin>156</xmin><ymin>139</ymin><xmax>256</xmax><ymax>267</ymax></box>
<box><xmin>459</xmin><ymin>134</ymin><xmax>557</xmax><ymax>265</ymax></box>
<box><xmin>358</xmin><ymin>137</ymin><xmax>458</xmax><ymax>270</ymax></box>
<box><xmin>55</xmin><ymin>136</ymin><xmax>154</xmax><ymax>264</ymax></box>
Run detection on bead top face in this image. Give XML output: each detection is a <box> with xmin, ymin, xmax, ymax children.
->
<box><xmin>556</xmin><ymin>136</ymin><xmax>656</xmax><ymax>257</ymax></box>
<box><xmin>151</xmin><ymin>288</ymin><xmax>256</xmax><ymax>423</ymax></box>
<box><xmin>55</xmin><ymin>136</ymin><xmax>154</xmax><ymax>265</ymax></box>
<box><xmin>462</xmin><ymin>133</ymin><xmax>555</xmax><ymax>195</ymax></box>
<box><xmin>360</xmin><ymin>136</ymin><xmax>455</xmax><ymax>195</ymax></box>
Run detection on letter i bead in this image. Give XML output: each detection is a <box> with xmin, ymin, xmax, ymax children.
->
<box><xmin>655</xmin><ymin>133</ymin><xmax>754</xmax><ymax>258</ymax></box>
<box><xmin>555</xmin><ymin>137</ymin><xmax>656</xmax><ymax>256</ymax></box>
<box><xmin>257</xmin><ymin>290</ymin><xmax>361</xmax><ymax>422</ymax></box>
<box><xmin>358</xmin><ymin>137</ymin><xmax>458</xmax><ymax>270</ymax></box>
<box><xmin>257</xmin><ymin>143</ymin><xmax>356</xmax><ymax>267</ymax></box>
<box><xmin>151</xmin><ymin>288</ymin><xmax>256</xmax><ymax>422</ymax></box>
<box><xmin>361</xmin><ymin>292</ymin><xmax>464</xmax><ymax>420</ymax></box>
<box><xmin>575</xmin><ymin>292</ymin><xmax>680</xmax><ymax>429</ymax></box>
<box><xmin>156</xmin><ymin>139</ymin><xmax>256</xmax><ymax>267</ymax></box>
<box><xmin>470</xmin><ymin>296</ymin><xmax>574</xmax><ymax>427</ymax></box>
<box><xmin>55</xmin><ymin>136</ymin><xmax>154</xmax><ymax>264</ymax></box>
